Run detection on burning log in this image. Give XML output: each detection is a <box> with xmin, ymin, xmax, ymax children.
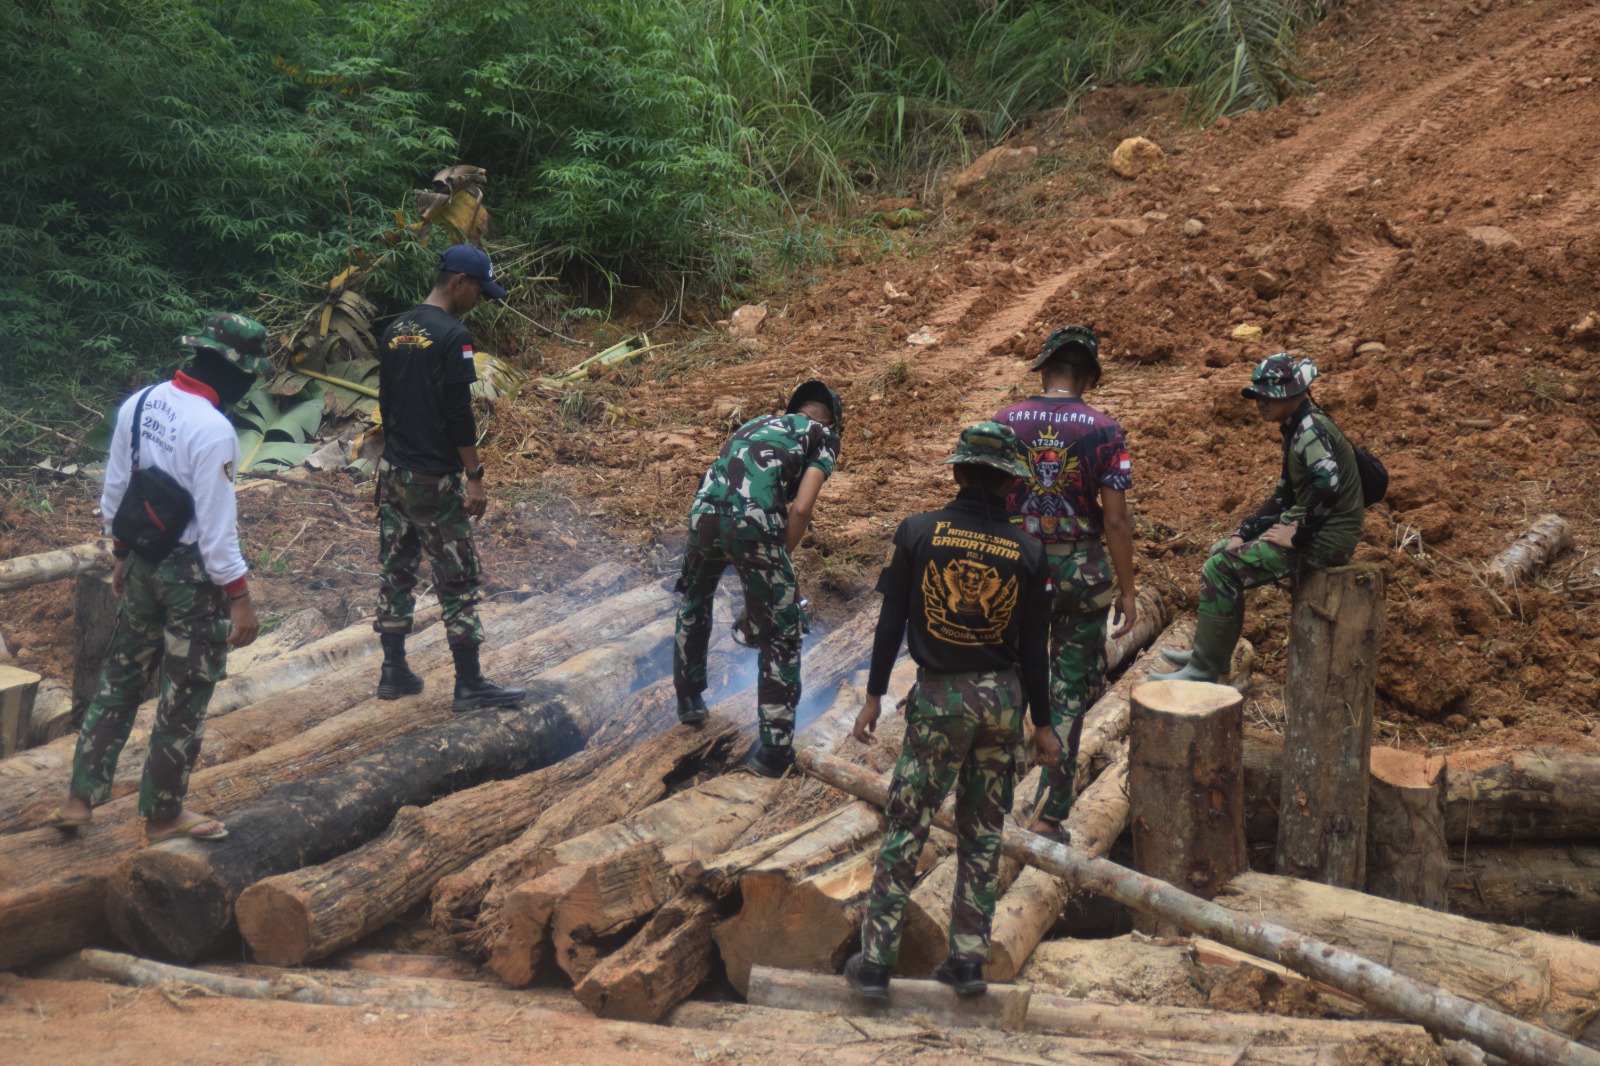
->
<box><xmin>0</xmin><ymin>540</ymin><xmax>111</xmax><ymax>594</ymax></box>
<box><xmin>1278</xmin><ymin>564</ymin><xmax>1385</xmax><ymax>887</ymax></box>
<box><xmin>104</xmin><ymin>619</ymin><xmax>676</xmax><ymax>963</ymax></box>
<box><xmin>0</xmin><ymin>583</ymin><xmax>671</xmax><ymax>971</ymax></box>
<box><xmin>0</xmin><ymin>563</ymin><xmax>631</xmax><ymax>832</ymax></box>
<box><xmin>798</xmin><ymin>747</ymin><xmax>1600</xmax><ymax>1066</ymax></box>
<box><xmin>1487</xmin><ymin>514</ymin><xmax>1573</xmax><ymax>588</ymax></box>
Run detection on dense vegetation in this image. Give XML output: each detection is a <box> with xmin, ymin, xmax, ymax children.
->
<box><xmin>1</xmin><ymin>0</ymin><xmax>1325</xmax><ymax>443</ymax></box>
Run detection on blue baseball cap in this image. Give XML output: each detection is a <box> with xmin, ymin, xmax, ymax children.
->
<box><xmin>439</xmin><ymin>244</ymin><xmax>508</xmax><ymax>301</ymax></box>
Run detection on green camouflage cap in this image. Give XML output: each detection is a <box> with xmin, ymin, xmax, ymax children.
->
<box><xmin>1241</xmin><ymin>352</ymin><xmax>1317</xmax><ymax>400</ymax></box>
<box><xmin>942</xmin><ymin>421</ymin><xmax>1031</xmax><ymax>479</ymax></box>
<box><xmin>179</xmin><ymin>313</ymin><xmax>271</xmax><ymax>374</ymax></box>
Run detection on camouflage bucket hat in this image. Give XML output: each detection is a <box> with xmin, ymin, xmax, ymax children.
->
<box><xmin>179</xmin><ymin>313</ymin><xmax>271</xmax><ymax>374</ymax></box>
<box><xmin>1029</xmin><ymin>323</ymin><xmax>1101</xmax><ymax>374</ymax></box>
<box><xmin>942</xmin><ymin>421</ymin><xmax>1031</xmax><ymax>479</ymax></box>
<box><xmin>1241</xmin><ymin>352</ymin><xmax>1317</xmax><ymax>400</ymax></box>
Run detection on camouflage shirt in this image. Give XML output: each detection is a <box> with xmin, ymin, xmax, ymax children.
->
<box><xmin>688</xmin><ymin>413</ymin><xmax>840</xmax><ymax>541</ymax></box>
<box><xmin>1238</xmin><ymin>399</ymin><xmax>1364</xmax><ymax>562</ymax></box>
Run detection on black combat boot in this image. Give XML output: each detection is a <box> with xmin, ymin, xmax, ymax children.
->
<box><xmin>933</xmin><ymin>957</ymin><xmax>987</xmax><ymax>996</ymax></box>
<box><xmin>376</xmin><ymin>633</ymin><xmax>424</xmax><ymax>700</ymax></box>
<box><xmin>745</xmin><ymin>742</ymin><xmax>795</xmax><ymax>779</ymax></box>
<box><xmin>450</xmin><ymin>643</ymin><xmax>525</xmax><ymax>713</ymax></box>
<box><xmin>843</xmin><ymin>952</ymin><xmax>890</xmax><ymax>999</ymax></box>
<box><xmin>677</xmin><ymin>693</ymin><xmax>709</xmax><ymax>725</ymax></box>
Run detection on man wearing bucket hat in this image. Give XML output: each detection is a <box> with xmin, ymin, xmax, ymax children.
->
<box><xmin>372</xmin><ymin>243</ymin><xmax>524</xmax><ymax>714</ymax></box>
<box><xmin>995</xmin><ymin>324</ymin><xmax>1138</xmax><ymax>839</ymax></box>
<box><xmin>1153</xmin><ymin>352</ymin><xmax>1363</xmax><ymax>682</ymax></box>
<box><xmin>673</xmin><ymin>379</ymin><xmax>843</xmax><ymax>777</ymax></box>
<box><xmin>844</xmin><ymin>422</ymin><xmax>1057</xmax><ymax>1000</ymax></box>
<box><xmin>51</xmin><ymin>313</ymin><xmax>268</xmax><ymax>842</ymax></box>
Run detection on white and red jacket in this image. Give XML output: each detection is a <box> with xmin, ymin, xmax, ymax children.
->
<box><xmin>101</xmin><ymin>372</ymin><xmax>249</xmax><ymax>593</ymax></box>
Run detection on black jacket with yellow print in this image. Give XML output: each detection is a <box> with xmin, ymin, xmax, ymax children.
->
<box><xmin>867</xmin><ymin>487</ymin><xmax>1051</xmax><ymax>725</ymax></box>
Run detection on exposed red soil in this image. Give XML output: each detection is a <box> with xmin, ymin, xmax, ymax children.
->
<box><xmin>3</xmin><ymin>0</ymin><xmax>1600</xmax><ymax>1054</ymax></box>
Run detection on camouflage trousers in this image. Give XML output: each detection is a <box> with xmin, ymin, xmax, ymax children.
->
<box><xmin>374</xmin><ymin>464</ymin><xmax>483</xmax><ymax>647</ymax></box>
<box><xmin>1036</xmin><ymin>541</ymin><xmax>1115</xmax><ymax>825</ymax></box>
<box><xmin>673</xmin><ymin>516</ymin><xmax>800</xmax><ymax>748</ymax></box>
<box><xmin>70</xmin><ymin>545</ymin><xmax>230</xmax><ymax>820</ymax></box>
<box><xmin>1198</xmin><ymin>538</ymin><xmax>1297</xmax><ymax>619</ymax></box>
<box><xmin>860</xmin><ymin>669</ymin><xmax>1023</xmax><ymax>968</ymax></box>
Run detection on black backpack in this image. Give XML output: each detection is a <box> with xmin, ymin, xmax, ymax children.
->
<box><xmin>1353</xmin><ymin>444</ymin><xmax>1388</xmax><ymax>507</ymax></box>
<box><xmin>111</xmin><ymin>386</ymin><xmax>196</xmax><ymax>562</ymax></box>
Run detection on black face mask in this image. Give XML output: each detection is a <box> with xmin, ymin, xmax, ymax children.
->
<box><xmin>189</xmin><ymin>348</ymin><xmax>258</xmax><ymax>408</ymax></box>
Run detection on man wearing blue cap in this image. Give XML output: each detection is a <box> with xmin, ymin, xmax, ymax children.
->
<box><xmin>372</xmin><ymin>244</ymin><xmax>523</xmax><ymax>712</ymax></box>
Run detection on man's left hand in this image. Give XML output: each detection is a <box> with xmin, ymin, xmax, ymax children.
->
<box><xmin>465</xmin><ymin>477</ymin><xmax>488</xmax><ymax>519</ymax></box>
<box><xmin>1262</xmin><ymin>523</ymin><xmax>1298</xmax><ymax>549</ymax></box>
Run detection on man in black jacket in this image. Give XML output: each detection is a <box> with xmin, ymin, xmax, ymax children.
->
<box><xmin>845</xmin><ymin>422</ymin><xmax>1060</xmax><ymax>999</ymax></box>
<box><xmin>373</xmin><ymin>244</ymin><xmax>522</xmax><ymax>712</ymax></box>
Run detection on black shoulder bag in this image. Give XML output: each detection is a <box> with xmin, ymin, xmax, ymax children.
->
<box><xmin>111</xmin><ymin>386</ymin><xmax>196</xmax><ymax>562</ymax></box>
<box><xmin>1352</xmin><ymin>444</ymin><xmax>1388</xmax><ymax>506</ymax></box>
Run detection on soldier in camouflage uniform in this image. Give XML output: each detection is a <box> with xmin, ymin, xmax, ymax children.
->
<box><xmin>1153</xmin><ymin>353</ymin><xmax>1364</xmax><ymax>682</ymax></box>
<box><xmin>674</xmin><ymin>380</ymin><xmax>842</xmax><ymax>777</ymax></box>
<box><xmin>53</xmin><ymin>314</ymin><xmax>267</xmax><ymax>842</ymax></box>
<box><xmin>845</xmin><ymin>423</ymin><xmax>1058</xmax><ymax>999</ymax></box>
<box><xmin>373</xmin><ymin>244</ymin><xmax>523</xmax><ymax>713</ymax></box>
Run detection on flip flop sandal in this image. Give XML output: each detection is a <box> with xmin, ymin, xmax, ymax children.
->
<box><xmin>147</xmin><ymin>816</ymin><xmax>229</xmax><ymax>843</ymax></box>
<box><xmin>48</xmin><ymin>808</ymin><xmax>92</xmax><ymax>830</ymax></box>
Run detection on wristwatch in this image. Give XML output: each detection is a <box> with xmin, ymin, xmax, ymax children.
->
<box><xmin>466</xmin><ymin>465</ymin><xmax>485</xmax><ymax>481</ymax></box>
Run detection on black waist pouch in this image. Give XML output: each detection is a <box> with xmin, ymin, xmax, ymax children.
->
<box><xmin>110</xmin><ymin>386</ymin><xmax>196</xmax><ymax>562</ymax></box>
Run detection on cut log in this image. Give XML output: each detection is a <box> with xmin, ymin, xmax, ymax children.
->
<box><xmin>1446</xmin><ymin>842</ymin><xmax>1600</xmax><ymax>938</ymax></box>
<box><xmin>1444</xmin><ymin>746</ymin><xmax>1600</xmax><ymax>842</ymax></box>
<box><xmin>70</xmin><ymin>569</ymin><xmax>121</xmax><ymax>730</ymax></box>
<box><xmin>434</xmin><ymin>610</ymin><xmax>879</xmax><ymax>960</ymax></box>
<box><xmin>1025</xmin><ymin>994</ymin><xmax>1435</xmax><ymax>1049</ymax></box>
<box><xmin>76</xmin><ymin>948</ymin><xmax>454</xmax><ymax>1010</ymax></box>
<box><xmin>571</xmin><ymin>891</ymin><xmax>718</xmax><ymax>1021</ymax></box>
<box><xmin>747</xmin><ymin>965</ymin><xmax>1031</xmax><ymax>1031</ymax></box>
<box><xmin>798</xmin><ymin>747</ymin><xmax>1600</xmax><ymax>1066</ymax></box>
<box><xmin>25</xmin><ymin>682</ymin><xmax>73</xmax><ymax>748</ymax></box>
<box><xmin>1129</xmin><ymin>680</ymin><xmax>1245</xmax><ymax>934</ymax></box>
<box><xmin>0</xmin><ymin>664</ymin><xmax>42</xmax><ymax>759</ymax></box>
<box><xmin>1366</xmin><ymin>747</ymin><xmax>1448</xmax><ymax>908</ymax></box>
<box><xmin>0</xmin><ymin>581</ymin><xmax>667</xmax><ymax>972</ymax></box>
<box><xmin>1487</xmin><ymin>514</ymin><xmax>1573</xmax><ymax>588</ymax></box>
<box><xmin>1278</xmin><ymin>563</ymin><xmax>1385</xmax><ymax>886</ymax></box>
<box><xmin>0</xmin><ymin>540</ymin><xmax>112</xmax><ymax>594</ymax></box>
<box><xmin>104</xmin><ymin>617</ymin><xmax>675</xmax><ymax>963</ymax></box>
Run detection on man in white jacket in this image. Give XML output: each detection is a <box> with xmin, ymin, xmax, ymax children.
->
<box><xmin>51</xmin><ymin>314</ymin><xmax>264</xmax><ymax>842</ymax></box>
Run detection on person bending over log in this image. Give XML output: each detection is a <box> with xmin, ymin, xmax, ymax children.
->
<box><xmin>672</xmin><ymin>379</ymin><xmax>843</xmax><ymax>779</ymax></box>
<box><xmin>372</xmin><ymin>244</ymin><xmax>523</xmax><ymax>713</ymax></box>
<box><xmin>994</xmin><ymin>325</ymin><xmax>1138</xmax><ymax>839</ymax></box>
<box><xmin>52</xmin><ymin>315</ymin><xmax>267</xmax><ymax>842</ymax></box>
<box><xmin>1153</xmin><ymin>353</ymin><xmax>1362</xmax><ymax>682</ymax></box>
<box><xmin>846</xmin><ymin>422</ymin><xmax>1059</xmax><ymax>1000</ymax></box>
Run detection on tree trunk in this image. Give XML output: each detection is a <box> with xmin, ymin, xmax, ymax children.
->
<box><xmin>797</xmin><ymin>747</ymin><xmax>1600</xmax><ymax>1066</ymax></box>
<box><xmin>571</xmin><ymin>891</ymin><xmax>719</xmax><ymax>1022</ymax></box>
<box><xmin>1443</xmin><ymin>746</ymin><xmax>1600</xmax><ymax>842</ymax></box>
<box><xmin>0</xmin><ymin>588</ymin><xmax>668</xmax><ymax>972</ymax></box>
<box><xmin>0</xmin><ymin>562</ymin><xmax>631</xmax><ymax>832</ymax></box>
<box><xmin>1129</xmin><ymin>680</ymin><xmax>1245</xmax><ymax>934</ymax></box>
<box><xmin>746</xmin><ymin>965</ymin><xmax>1031</xmax><ymax>1031</ymax></box>
<box><xmin>1024</xmin><ymin>994</ymin><xmax>1436</xmax><ymax>1050</ymax></box>
<box><xmin>0</xmin><ymin>540</ymin><xmax>112</xmax><ymax>594</ymax></box>
<box><xmin>1365</xmin><ymin>747</ymin><xmax>1448</xmax><ymax>908</ymax></box>
<box><xmin>434</xmin><ymin>610</ymin><xmax>879</xmax><ymax>960</ymax></box>
<box><xmin>70</xmin><ymin>569</ymin><xmax>121</xmax><ymax>731</ymax></box>
<box><xmin>0</xmin><ymin>665</ymin><xmax>42</xmax><ymax>759</ymax></box>
<box><xmin>104</xmin><ymin>618</ymin><xmax>674</xmax><ymax>963</ymax></box>
<box><xmin>1242</xmin><ymin>727</ymin><xmax>1283</xmax><ymax>844</ymax></box>
<box><xmin>1487</xmin><ymin>514</ymin><xmax>1573</xmax><ymax>588</ymax></box>
<box><xmin>1278</xmin><ymin>563</ymin><xmax>1385</xmax><ymax>886</ymax></box>
<box><xmin>1446</xmin><ymin>842</ymin><xmax>1600</xmax><ymax>938</ymax></box>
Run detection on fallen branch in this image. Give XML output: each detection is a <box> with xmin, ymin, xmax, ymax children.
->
<box><xmin>76</xmin><ymin>949</ymin><xmax>453</xmax><ymax>1009</ymax></box>
<box><xmin>797</xmin><ymin>747</ymin><xmax>1600</xmax><ymax>1066</ymax></box>
<box><xmin>1487</xmin><ymin>515</ymin><xmax>1573</xmax><ymax>588</ymax></box>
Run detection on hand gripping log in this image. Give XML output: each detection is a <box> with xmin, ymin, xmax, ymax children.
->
<box><xmin>796</xmin><ymin>748</ymin><xmax>1600</xmax><ymax>1066</ymax></box>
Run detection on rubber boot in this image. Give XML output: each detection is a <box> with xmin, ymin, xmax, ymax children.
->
<box><xmin>1159</xmin><ymin>646</ymin><xmax>1193</xmax><ymax>668</ymax></box>
<box><xmin>677</xmin><ymin>693</ymin><xmax>709</xmax><ymax>725</ymax></box>
<box><xmin>1149</xmin><ymin>612</ymin><xmax>1240</xmax><ymax>683</ymax></box>
<box><xmin>376</xmin><ymin>633</ymin><xmax>424</xmax><ymax>700</ymax></box>
<box><xmin>844</xmin><ymin>952</ymin><xmax>890</xmax><ymax>999</ymax></box>
<box><xmin>450</xmin><ymin>644</ymin><xmax>526</xmax><ymax>713</ymax></box>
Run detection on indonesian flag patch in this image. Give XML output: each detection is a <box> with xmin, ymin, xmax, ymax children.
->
<box><xmin>462</xmin><ymin>345</ymin><xmax>475</xmax><ymax>361</ymax></box>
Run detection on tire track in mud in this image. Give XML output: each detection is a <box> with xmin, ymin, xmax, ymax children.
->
<box><xmin>1305</xmin><ymin>239</ymin><xmax>1403</xmax><ymax>334</ymax></box>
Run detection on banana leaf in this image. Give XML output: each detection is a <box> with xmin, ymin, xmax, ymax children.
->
<box><xmin>233</xmin><ymin>380</ymin><xmax>327</xmax><ymax>473</ymax></box>
<box><xmin>472</xmin><ymin>350</ymin><xmax>523</xmax><ymax>401</ymax></box>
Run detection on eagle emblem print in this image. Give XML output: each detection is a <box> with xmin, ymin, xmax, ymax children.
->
<box><xmin>922</xmin><ymin>557</ymin><xmax>1019</xmax><ymax>645</ymax></box>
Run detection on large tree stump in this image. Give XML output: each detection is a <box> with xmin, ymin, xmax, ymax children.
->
<box><xmin>1128</xmin><ymin>680</ymin><xmax>1244</xmax><ymax>934</ymax></box>
<box><xmin>71</xmin><ymin>569</ymin><xmax>121</xmax><ymax>730</ymax></box>
<box><xmin>1277</xmin><ymin>563</ymin><xmax>1385</xmax><ymax>886</ymax></box>
<box><xmin>1365</xmin><ymin>747</ymin><xmax>1448</xmax><ymax>909</ymax></box>
<box><xmin>0</xmin><ymin>665</ymin><xmax>42</xmax><ymax>758</ymax></box>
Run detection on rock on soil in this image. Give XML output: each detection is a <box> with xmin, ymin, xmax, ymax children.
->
<box><xmin>1109</xmin><ymin>137</ymin><xmax>1165</xmax><ymax>178</ymax></box>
